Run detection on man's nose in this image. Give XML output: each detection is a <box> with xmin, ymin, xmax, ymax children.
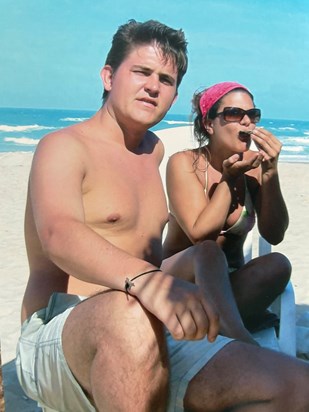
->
<box><xmin>145</xmin><ymin>76</ymin><xmax>159</xmax><ymax>95</ymax></box>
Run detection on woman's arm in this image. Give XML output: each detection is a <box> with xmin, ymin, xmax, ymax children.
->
<box><xmin>251</xmin><ymin>128</ymin><xmax>289</xmax><ymax>244</ymax></box>
<box><xmin>166</xmin><ymin>151</ymin><xmax>235</xmax><ymax>243</ymax></box>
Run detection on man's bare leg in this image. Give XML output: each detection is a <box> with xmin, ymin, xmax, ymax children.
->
<box><xmin>184</xmin><ymin>341</ymin><xmax>309</xmax><ymax>411</ymax></box>
<box><xmin>162</xmin><ymin>241</ymin><xmax>257</xmax><ymax>344</ymax></box>
<box><xmin>62</xmin><ymin>290</ymin><xmax>168</xmax><ymax>411</ymax></box>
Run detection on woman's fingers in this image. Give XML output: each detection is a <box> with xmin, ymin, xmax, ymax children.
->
<box><xmin>251</xmin><ymin>127</ymin><xmax>282</xmax><ymax>160</ymax></box>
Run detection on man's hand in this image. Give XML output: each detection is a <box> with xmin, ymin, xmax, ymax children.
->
<box><xmin>130</xmin><ymin>271</ymin><xmax>220</xmax><ymax>342</ymax></box>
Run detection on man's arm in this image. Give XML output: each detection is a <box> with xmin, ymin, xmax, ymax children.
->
<box><xmin>30</xmin><ymin>133</ymin><xmax>149</xmax><ymax>290</ymax></box>
<box><xmin>30</xmin><ymin>132</ymin><xmax>219</xmax><ymax>341</ymax></box>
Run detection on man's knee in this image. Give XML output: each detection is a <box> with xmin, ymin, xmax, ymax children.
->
<box><xmin>117</xmin><ymin>294</ymin><xmax>168</xmax><ymax>364</ymax></box>
<box><xmin>92</xmin><ymin>291</ymin><xmax>167</xmax><ymax>353</ymax></box>
<box><xmin>92</xmin><ymin>293</ymin><xmax>169</xmax><ymax>409</ymax></box>
<box><xmin>64</xmin><ymin>292</ymin><xmax>169</xmax><ymax>401</ymax></box>
<box><xmin>65</xmin><ymin>291</ymin><xmax>167</xmax><ymax>362</ymax></box>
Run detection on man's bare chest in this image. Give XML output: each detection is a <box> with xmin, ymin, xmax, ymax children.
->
<box><xmin>82</xmin><ymin>154</ymin><xmax>167</xmax><ymax>230</ymax></box>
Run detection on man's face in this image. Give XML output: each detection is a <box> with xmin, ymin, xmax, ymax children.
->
<box><xmin>104</xmin><ymin>44</ymin><xmax>178</xmax><ymax>129</ymax></box>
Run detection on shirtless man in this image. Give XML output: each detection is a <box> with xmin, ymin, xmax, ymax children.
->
<box><xmin>16</xmin><ymin>19</ymin><xmax>309</xmax><ymax>412</ymax></box>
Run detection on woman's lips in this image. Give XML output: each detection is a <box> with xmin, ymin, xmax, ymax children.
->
<box><xmin>238</xmin><ymin>130</ymin><xmax>252</xmax><ymax>142</ymax></box>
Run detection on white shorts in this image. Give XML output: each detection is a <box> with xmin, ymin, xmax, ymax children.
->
<box><xmin>16</xmin><ymin>293</ymin><xmax>233</xmax><ymax>411</ymax></box>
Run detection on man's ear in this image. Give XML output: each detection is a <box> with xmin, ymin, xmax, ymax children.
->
<box><xmin>100</xmin><ymin>65</ymin><xmax>113</xmax><ymax>91</ymax></box>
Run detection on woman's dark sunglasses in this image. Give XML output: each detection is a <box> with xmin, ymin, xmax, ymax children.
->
<box><xmin>215</xmin><ymin>107</ymin><xmax>261</xmax><ymax>123</ymax></box>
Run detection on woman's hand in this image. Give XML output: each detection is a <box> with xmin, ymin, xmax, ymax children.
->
<box><xmin>222</xmin><ymin>152</ymin><xmax>262</xmax><ymax>181</ymax></box>
<box><xmin>251</xmin><ymin>127</ymin><xmax>282</xmax><ymax>172</ymax></box>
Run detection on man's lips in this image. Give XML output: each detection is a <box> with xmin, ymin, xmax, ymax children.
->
<box><xmin>138</xmin><ymin>98</ymin><xmax>157</xmax><ymax>107</ymax></box>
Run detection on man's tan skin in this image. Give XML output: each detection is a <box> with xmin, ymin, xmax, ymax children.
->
<box><xmin>22</xmin><ymin>35</ymin><xmax>220</xmax><ymax>410</ymax></box>
<box><xmin>21</xmin><ymin>23</ymin><xmax>309</xmax><ymax>411</ymax></box>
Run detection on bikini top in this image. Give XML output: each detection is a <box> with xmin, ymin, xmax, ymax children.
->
<box><xmin>205</xmin><ymin>168</ymin><xmax>256</xmax><ymax>237</ymax></box>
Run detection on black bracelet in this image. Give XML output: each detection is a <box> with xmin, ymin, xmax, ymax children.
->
<box><xmin>125</xmin><ymin>269</ymin><xmax>162</xmax><ymax>293</ymax></box>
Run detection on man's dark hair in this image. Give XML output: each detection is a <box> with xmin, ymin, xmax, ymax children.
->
<box><xmin>102</xmin><ymin>19</ymin><xmax>188</xmax><ymax>102</ymax></box>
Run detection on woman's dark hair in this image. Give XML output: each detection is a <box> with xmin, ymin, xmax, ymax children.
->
<box><xmin>102</xmin><ymin>19</ymin><xmax>188</xmax><ymax>102</ymax></box>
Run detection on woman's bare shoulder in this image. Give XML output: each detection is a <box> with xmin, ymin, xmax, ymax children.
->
<box><xmin>168</xmin><ymin>148</ymin><xmax>198</xmax><ymax>165</ymax></box>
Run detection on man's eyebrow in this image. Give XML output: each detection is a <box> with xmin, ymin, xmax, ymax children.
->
<box><xmin>131</xmin><ymin>64</ymin><xmax>151</xmax><ymax>72</ymax></box>
<box><xmin>159</xmin><ymin>73</ymin><xmax>176</xmax><ymax>85</ymax></box>
<box><xmin>131</xmin><ymin>64</ymin><xmax>176</xmax><ymax>85</ymax></box>
<box><xmin>132</xmin><ymin>65</ymin><xmax>176</xmax><ymax>79</ymax></box>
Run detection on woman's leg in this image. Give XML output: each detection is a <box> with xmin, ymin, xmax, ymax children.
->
<box><xmin>230</xmin><ymin>252</ymin><xmax>291</xmax><ymax>327</ymax></box>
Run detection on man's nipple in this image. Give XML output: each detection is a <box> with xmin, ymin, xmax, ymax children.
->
<box><xmin>106</xmin><ymin>213</ymin><xmax>121</xmax><ymax>223</ymax></box>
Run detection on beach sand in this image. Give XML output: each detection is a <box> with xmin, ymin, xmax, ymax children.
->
<box><xmin>0</xmin><ymin>126</ymin><xmax>308</xmax><ymax>411</ymax></box>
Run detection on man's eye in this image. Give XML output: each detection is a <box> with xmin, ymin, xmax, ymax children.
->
<box><xmin>160</xmin><ymin>77</ymin><xmax>174</xmax><ymax>85</ymax></box>
<box><xmin>134</xmin><ymin>70</ymin><xmax>148</xmax><ymax>75</ymax></box>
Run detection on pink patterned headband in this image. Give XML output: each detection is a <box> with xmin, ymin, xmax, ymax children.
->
<box><xmin>199</xmin><ymin>81</ymin><xmax>250</xmax><ymax>118</ymax></box>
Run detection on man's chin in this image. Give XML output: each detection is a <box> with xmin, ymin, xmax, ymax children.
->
<box><xmin>134</xmin><ymin>112</ymin><xmax>164</xmax><ymax>130</ymax></box>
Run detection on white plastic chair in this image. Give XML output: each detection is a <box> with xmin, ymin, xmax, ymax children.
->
<box><xmin>243</xmin><ymin>229</ymin><xmax>296</xmax><ymax>356</ymax></box>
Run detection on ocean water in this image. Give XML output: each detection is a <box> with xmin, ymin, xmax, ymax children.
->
<box><xmin>0</xmin><ymin>107</ymin><xmax>309</xmax><ymax>163</ymax></box>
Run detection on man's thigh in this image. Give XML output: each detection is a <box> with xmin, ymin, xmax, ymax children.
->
<box><xmin>184</xmin><ymin>340</ymin><xmax>309</xmax><ymax>411</ymax></box>
<box><xmin>16</xmin><ymin>293</ymin><xmax>95</xmax><ymax>412</ymax></box>
<box><xmin>62</xmin><ymin>290</ymin><xmax>168</xmax><ymax>399</ymax></box>
<box><xmin>166</xmin><ymin>331</ymin><xmax>233</xmax><ymax>412</ymax></box>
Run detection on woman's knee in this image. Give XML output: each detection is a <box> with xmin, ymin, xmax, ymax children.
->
<box><xmin>268</xmin><ymin>252</ymin><xmax>292</xmax><ymax>291</ymax></box>
<box><xmin>249</xmin><ymin>252</ymin><xmax>291</xmax><ymax>293</ymax></box>
<box><xmin>193</xmin><ymin>240</ymin><xmax>226</xmax><ymax>262</ymax></box>
<box><xmin>270</xmin><ymin>252</ymin><xmax>291</xmax><ymax>272</ymax></box>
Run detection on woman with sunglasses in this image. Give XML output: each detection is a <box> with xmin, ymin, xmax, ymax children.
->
<box><xmin>162</xmin><ymin>81</ymin><xmax>291</xmax><ymax>342</ymax></box>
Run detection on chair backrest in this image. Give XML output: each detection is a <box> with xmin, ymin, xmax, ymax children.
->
<box><xmin>243</xmin><ymin>228</ymin><xmax>272</xmax><ymax>263</ymax></box>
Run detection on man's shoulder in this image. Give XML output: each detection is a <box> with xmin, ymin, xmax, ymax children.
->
<box><xmin>33</xmin><ymin>123</ymin><xmax>88</xmax><ymax>166</ymax></box>
<box><xmin>39</xmin><ymin>122</ymin><xmax>86</xmax><ymax>146</ymax></box>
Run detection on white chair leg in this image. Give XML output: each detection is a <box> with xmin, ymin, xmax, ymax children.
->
<box><xmin>277</xmin><ymin>282</ymin><xmax>296</xmax><ymax>356</ymax></box>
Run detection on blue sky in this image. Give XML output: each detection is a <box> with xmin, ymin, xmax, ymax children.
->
<box><xmin>1</xmin><ymin>0</ymin><xmax>308</xmax><ymax>120</ymax></box>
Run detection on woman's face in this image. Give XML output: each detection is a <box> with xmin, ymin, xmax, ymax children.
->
<box><xmin>206</xmin><ymin>90</ymin><xmax>256</xmax><ymax>156</ymax></box>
